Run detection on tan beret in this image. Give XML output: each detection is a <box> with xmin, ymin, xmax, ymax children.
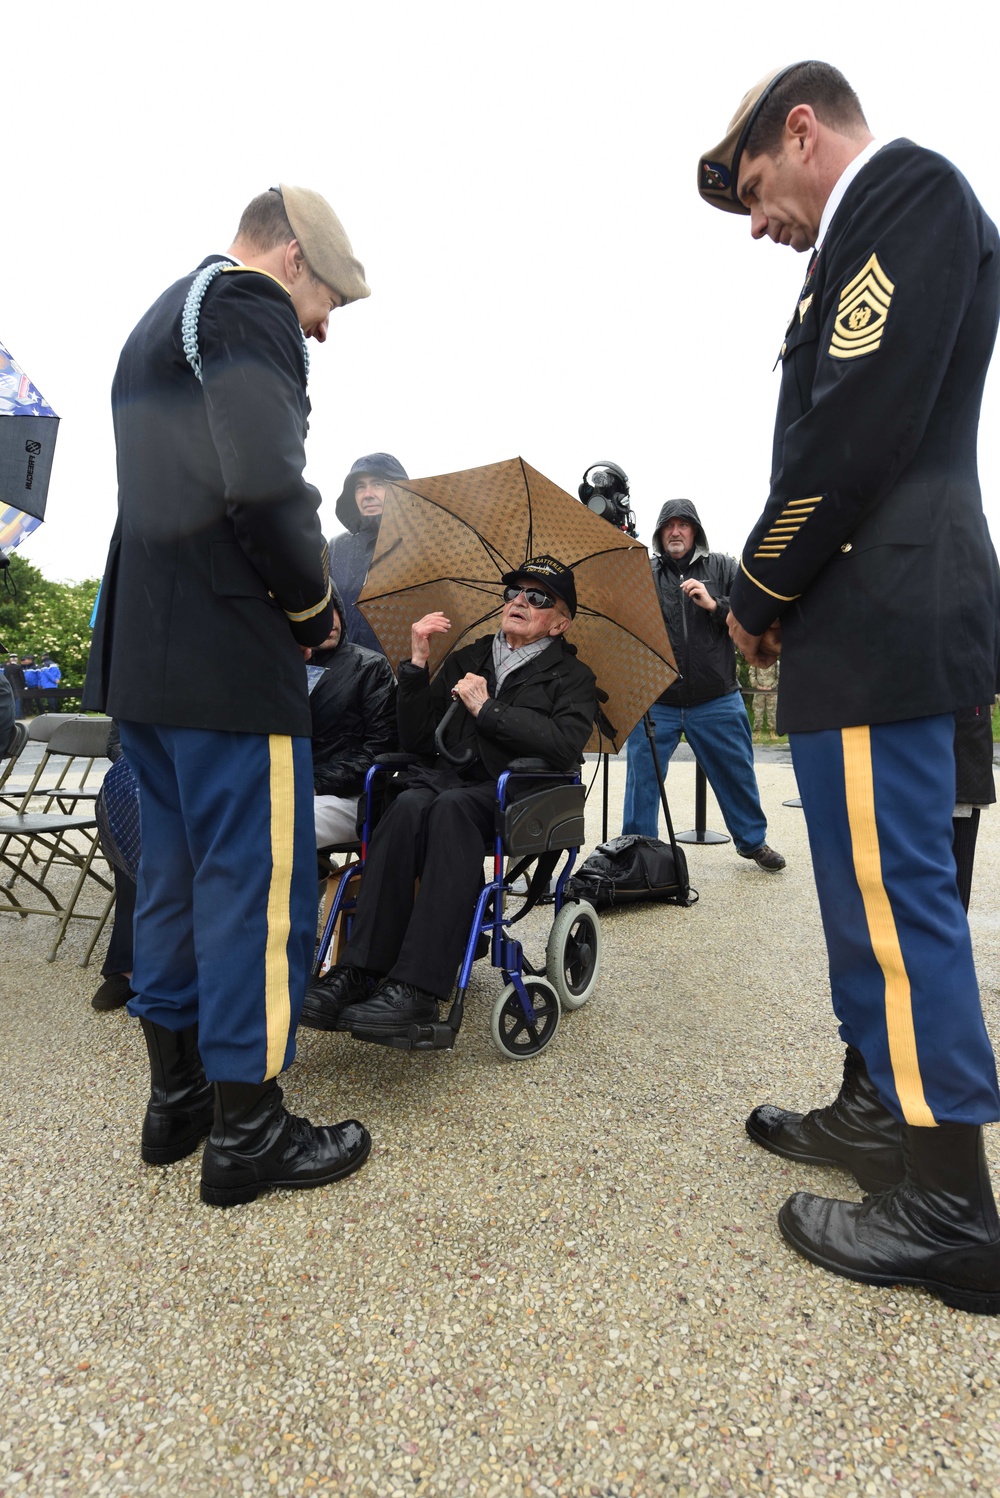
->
<box><xmin>698</xmin><ymin>63</ymin><xmax>805</xmax><ymax>215</ymax></box>
<box><xmin>279</xmin><ymin>183</ymin><xmax>370</xmax><ymax>305</ymax></box>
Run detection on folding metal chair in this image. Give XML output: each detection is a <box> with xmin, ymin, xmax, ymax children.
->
<box><xmin>0</xmin><ymin>717</ymin><xmax>115</xmax><ymax>963</ymax></box>
<box><xmin>3</xmin><ymin>713</ymin><xmax>104</xmax><ymax>813</ymax></box>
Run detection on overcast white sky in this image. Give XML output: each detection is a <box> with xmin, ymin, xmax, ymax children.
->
<box><xmin>4</xmin><ymin>0</ymin><xmax>999</xmax><ymax>582</ymax></box>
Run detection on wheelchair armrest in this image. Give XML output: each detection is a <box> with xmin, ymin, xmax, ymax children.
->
<box><xmin>371</xmin><ymin>753</ymin><xmax>423</xmax><ymax>769</ymax></box>
<box><xmin>505</xmin><ymin>757</ymin><xmax>558</xmax><ymax>772</ymax></box>
<box><xmin>500</xmin><ymin>782</ymin><xmax>586</xmax><ymax>856</ymax></box>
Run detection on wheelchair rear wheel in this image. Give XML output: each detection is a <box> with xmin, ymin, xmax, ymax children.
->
<box><xmin>490</xmin><ymin>977</ymin><xmax>561</xmax><ymax>1059</ymax></box>
<box><xmin>546</xmin><ymin>899</ymin><xmax>601</xmax><ymax>1011</ymax></box>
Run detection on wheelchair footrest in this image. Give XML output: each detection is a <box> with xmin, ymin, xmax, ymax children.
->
<box><xmin>350</xmin><ymin>1021</ymin><xmax>457</xmax><ymax>1051</ymax></box>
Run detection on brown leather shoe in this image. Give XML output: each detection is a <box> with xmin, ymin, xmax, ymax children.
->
<box><xmin>741</xmin><ymin>842</ymin><xmax>786</xmax><ymax>871</ymax></box>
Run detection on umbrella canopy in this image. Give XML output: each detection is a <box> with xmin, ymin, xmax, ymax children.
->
<box><xmin>357</xmin><ymin>457</ymin><xmax>678</xmax><ymax>752</ymax></box>
<box><xmin>0</xmin><ymin>340</ymin><xmax>60</xmax><ymax>553</ymax></box>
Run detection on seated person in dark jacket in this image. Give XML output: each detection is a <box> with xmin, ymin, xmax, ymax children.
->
<box><xmin>301</xmin><ymin>556</ymin><xmax>597</xmax><ymax>1037</ymax></box>
<box><xmin>308</xmin><ymin>582</ymin><xmax>397</xmax><ymax>845</ymax></box>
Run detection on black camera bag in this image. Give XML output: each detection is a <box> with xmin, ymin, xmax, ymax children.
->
<box><xmin>565</xmin><ymin>834</ymin><xmax>693</xmax><ymax>909</ymax></box>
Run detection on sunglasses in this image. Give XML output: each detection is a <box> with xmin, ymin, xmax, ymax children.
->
<box><xmin>502</xmin><ymin>585</ymin><xmax>556</xmax><ymax>609</ymax></box>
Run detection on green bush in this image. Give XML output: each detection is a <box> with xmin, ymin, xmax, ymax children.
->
<box><xmin>0</xmin><ymin>554</ymin><xmax>100</xmax><ymax>684</ymax></box>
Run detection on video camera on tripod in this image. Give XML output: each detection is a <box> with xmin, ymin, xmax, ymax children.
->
<box><xmin>578</xmin><ymin>461</ymin><xmax>637</xmax><ymax>539</ymax></box>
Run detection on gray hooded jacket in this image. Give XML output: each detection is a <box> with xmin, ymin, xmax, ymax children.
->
<box><xmin>650</xmin><ymin>499</ymin><xmax>739</xmax><ymax>708</ymax></box>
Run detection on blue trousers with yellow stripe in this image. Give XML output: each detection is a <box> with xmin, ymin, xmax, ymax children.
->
<box><xmin>118</xmin><ymin>722</ymin><xmax>315</xmax><ymax>1083</ymax></box>
<box><xmin>790</xmin><ymin>714</ymin><xmax>1000</xmax><ymax>1126</ymax></box>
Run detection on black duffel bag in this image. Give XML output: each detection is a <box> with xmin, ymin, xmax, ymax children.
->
<box><xmin>564</xmin><ymin>834</ymin><xmax>695</xmax><ymax>910</ymax></box>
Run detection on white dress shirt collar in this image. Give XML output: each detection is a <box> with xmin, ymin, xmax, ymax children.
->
<box><xmin>817</xmin><ymin>139</ymin><xmax>884</xmax><ymax>250</ymax></box>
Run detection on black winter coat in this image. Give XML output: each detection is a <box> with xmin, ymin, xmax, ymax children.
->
<box><xmin>653</xmin><ymin>548</ymin><xmax>739</xmax><ymax>708</ymax></box>
<box><xmin>309</xmin><ymin>640</ymin><xmax>397</xmax><ymax>797</ymax></box>
<box><xmin>397</xmin><ymin>634</ymin><xmax>597</xmax><ymax>778</ymax></box>
<box><xmin>730</xmin><ymin>140</ymin><xmax>1000</xmax><ymax>732</ymax></box>
<box><xmin>84</xmin><ymin>257</ymin><xmax>333</xmax><ymax>736</ymax></box>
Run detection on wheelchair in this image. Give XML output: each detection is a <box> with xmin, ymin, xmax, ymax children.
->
<box><xmin>311</xmin><ymin>754</ymin><xmax>602</xmax><ymax>1060</ymax></box>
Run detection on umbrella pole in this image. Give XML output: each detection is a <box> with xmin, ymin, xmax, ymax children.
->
<box><xmin>601</xmin><ymin>752</ymin><xmax>610</xmax><ymax>842</ymax></box>
<box><xmin>642</xmin><ymin>710</ymin><xmax>691</xmax><ymax>903</ymax></box>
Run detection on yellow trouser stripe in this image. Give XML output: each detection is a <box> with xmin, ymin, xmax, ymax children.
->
<box><xmin>264</xmin><ymin>735</ymin><xmax>296</xmax><ymax>1079</ymax></box>
<box><xmin>841</xmin><ymin>725</ymin><xmax>936</xmax><ymax>1126</ymax></box>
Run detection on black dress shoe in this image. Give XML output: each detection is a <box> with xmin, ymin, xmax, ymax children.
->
<box><xmin>200</xmin><ymin>1079</ymin><xmax>372</xmax><ymax>1207</ymax></box>
<box><xmin>299</xmin><ymin>965</ymin><xmax>373</xmax><ymax>1032</ymax></box>
<box><xmin>778</xmin><ymin>1122</ymin><xmax>1000</xmax><ymax>1315</ymax></box>
<box><xmin>340</xmin><ymin>979</ymin><xmax>439</xmax><ymax>1035</ymax></box>
<box><xmin>91</xmin><ymin>972</ymin><xmax>134</xmax><ymax>1012</ymax></box>
<box><xmin>746</xmin><ymin>1045</ymin><xmax>905</xmax><ymax>1193</ymax></box>
<box><xmin>139</xmin><ymin>1018</ymin><xmax>214</xmax><ymax>1165</ymax></box>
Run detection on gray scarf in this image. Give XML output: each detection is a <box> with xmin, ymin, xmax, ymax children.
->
<box><xmin>491</xmin><ymin>630</ymin><xmax>549</xmax><ymax>695</ymax></box>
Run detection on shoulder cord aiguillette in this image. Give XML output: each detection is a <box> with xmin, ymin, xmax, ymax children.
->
<box><xmin>181</xmin><ymin>262</ymin><xmax>310</xmax><ymax>384</ymax></box>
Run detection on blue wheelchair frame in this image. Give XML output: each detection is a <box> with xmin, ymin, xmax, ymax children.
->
<box><xmin>312</xmin><ymin>758</ymin><xmax>586</xmax><ymax>1053</ymax></box>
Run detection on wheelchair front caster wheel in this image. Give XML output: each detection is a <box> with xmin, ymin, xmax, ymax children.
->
<box><xmin>546</xmin><ymin>899</ymin><xmax>601</xmax><ymax>1011</ymax></box>
<box><xmin>490</xmin><ymin>978</ymin><xmax>561</xmax><ymax>1059</ymax></box>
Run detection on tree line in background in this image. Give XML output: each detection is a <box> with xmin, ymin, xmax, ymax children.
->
<box><xmin>0</xmin><ymin>554</ymin><xmax>100</xmax><ymax>686</ymax></box>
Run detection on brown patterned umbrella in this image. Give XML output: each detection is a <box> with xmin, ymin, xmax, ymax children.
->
<box><xmin>356</xmin><ymin>457</ymin><xmax>678</xmax><ymax>752</ymax></box>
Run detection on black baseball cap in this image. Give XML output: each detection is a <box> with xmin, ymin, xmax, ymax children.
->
<box><xmin>501</xmin><ymin>555</ymin><xmax>577</xmax><ymax>617</ymax></box>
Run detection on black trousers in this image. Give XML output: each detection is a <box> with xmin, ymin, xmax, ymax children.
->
<box><xmin>102</xmin><ymin>866</ymin><xmax>137</xmax><ymax>977</ymax></box>
<box><xmin>343</xmin><ymin>767</ymin><xmax>496</xmax><ymax>999</ymax></box>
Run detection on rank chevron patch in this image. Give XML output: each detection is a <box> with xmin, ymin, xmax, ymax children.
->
<box><xmin>829</xmin><ymin>253</ymin><xmax>894</xmax><ymax>360</ymax></box>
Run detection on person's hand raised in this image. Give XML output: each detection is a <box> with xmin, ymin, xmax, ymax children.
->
<box><xmin>410</xmin><ymin>612</ymin><xmax>451</xmax><ymax>667</ymax></box>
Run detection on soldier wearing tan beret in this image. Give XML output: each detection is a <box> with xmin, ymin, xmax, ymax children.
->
<box><xmin>85</xmin><ymin>185</ymin><xmax>374</xmax><ymax>1207</ymax></box>
<box><xmin>699</xmin><ymin>62</ymin><xmax>1000</xmax><ymax>1312</ymax></box>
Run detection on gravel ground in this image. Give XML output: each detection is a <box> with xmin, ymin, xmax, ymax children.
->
<box><xmin>2</xmin><ymin>756</ymin><xmax>1000</xmax><ymax>1497</ymax></box>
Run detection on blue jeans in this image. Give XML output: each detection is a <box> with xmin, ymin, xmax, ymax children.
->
<box><xmin>621</xmin><ymin>693</ymin><xmax>768</xmax><ymax>855</ymax></box>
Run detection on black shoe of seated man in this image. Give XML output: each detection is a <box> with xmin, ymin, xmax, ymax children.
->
<box><xmin>746</xmin><ymin>1044</ymin><xmax>906</xmax><ymax>1194</ymax></box>
<box><xmin>139</xmin><ymin>1018</ymin><xmax>214</xmax><ymax>1166</ymax></box>
<box><xmin>778</xmin><ymin>1122</ymin><xmax>1000</xmax><ymax>1315</ymax></box>
<box><xmin>299</xmin><ymin>964</ymin><xmax>373</xmax><ymax>1031</ymax></box>
<box><xmin>740</xmin><ymin>842</ymin><xmax>786</xmax><ymax>871</ymax></box>
<box><xmin>91</xmin><ymin>971</ymin><xmax>134</xmax><ymax>1012</ymax></box>
<box><xmin>200</xmin><ymin>1079</ymin><xmax>371</xmax><ymax>1208</ymax></box>
<box><xmin>340</xmin><ymin>979</ymin><xmax>439</xmax><ymax>1035</ymax></box>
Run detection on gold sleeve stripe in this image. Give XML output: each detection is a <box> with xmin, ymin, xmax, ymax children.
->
<box><xmin>841</xmin><ymin>726</ymin><xmax>936</xmax><ymax>1126</ymax></box>
<box><xmin>754</xmin><ymin>495</ymin><xmax>822</xmax><ymax>558</ymax></box>
<box><xmin>739</xmin><ymin>559</ymin><xmax>800</xmax><ymax>601</ymax></box>
<box><xmin>263</xmin><ymin>735</ymin><xmax>296</xmax><ymax>1080</ymax></box>
<box><xmin>284</xmin><ymin>581</ymin><xmax>332</xmax><ymax>623</ymax></box>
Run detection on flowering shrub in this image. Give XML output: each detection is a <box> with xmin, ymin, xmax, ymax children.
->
<box><xmin>0</xmin><ymin>554</ymin><xmax>100</xmax><ymax>684</ymax></box>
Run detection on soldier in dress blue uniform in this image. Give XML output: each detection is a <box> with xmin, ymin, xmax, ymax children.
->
<box><xmin>699</xmin><ymin>62</ymin><xmax>1000</xmax><ymax>1312</ymax></box>
<box><xmin>85</xmin><ymin>187</ymin><xmax>374</xmax><ymax>1206</ymax></box>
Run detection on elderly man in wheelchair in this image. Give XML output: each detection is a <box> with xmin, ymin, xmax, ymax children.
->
<box><xmin>300</xmin><ymin>555</ymin><xmax>598</xmax><ymax>1041</ymax></box>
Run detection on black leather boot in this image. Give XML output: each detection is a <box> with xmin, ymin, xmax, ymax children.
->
<box><xmin>200</xmin><ymin>1080</ymin><xmax>371</xmax><ymax>1207</ymax></box>
<box><xmin>778</xmin><ymin>1122</ymin><xmax>1000</xmax><ymax>1315</ymax></box>
<box><xmin>139</xmin><ymin>1018</ymin><xmax>214</xmax><ymax>1166</ymax></box>
<box><xmin>746</xmin><ymin>1045</ymin><xmax>905</xmax><ymax>1193</ymax></box>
